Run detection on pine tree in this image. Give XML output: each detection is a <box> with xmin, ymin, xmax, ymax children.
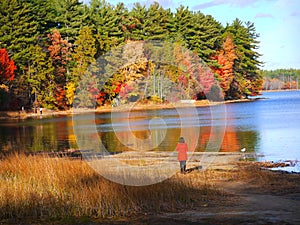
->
<box><xmin>26</xmin><ymin>45</ymin><xmax>55</xmax><ymax>108</ymax></box>
<box><xmin>51</xmin><ymin>0</ymin><xmax>87</xmax><ymax>43</ymax></box>
<box><xmin>128</xmin><ymin>3</ymin><xmax>147</xmax><ymax>40</ymax></box>
<box><xmin>226</xmin><ymin>19</ymin><xmax>263</xmax><ymax>98</ymax></box>
<box><xmin>69</xmin><ymin>26</ymin><xmax>97</xmax><ymax>105</ymax></box>
<box><xmin>0</xmin><ymin>0</ymin><xmax>38</xmax><ymax>71</ymax></box>
<box><xmin>173</xmin><ymin>6</ymin><xmax>194</xmax><ymax>45</ymax></box>
<box><xmin>192</xmin><ymin>13</ymin><xmax>222</xmax><ymax>67</ymax></box>
<box><xmin>173</xmin><ymin>7</ymin><xmax>222</xmax><ymax>68</ymax></box>
<box><xmin>29</xmin><ymin>0</ymin><xmax>58</xmax><ymax>41</ymax></box>
<box><xmin>0</xmin><ymin>0</ymin><xmax>40</xmax><ymax>108</ymax></box>
<box><xmin>142</xmin><ymin>2</ymin><xmax>169</xmax><ymax>41</ymax></box>
<box><xmin>88</xmin><ymin>0</ymin><xmax>124</xmax><ymax>56</ymax></box>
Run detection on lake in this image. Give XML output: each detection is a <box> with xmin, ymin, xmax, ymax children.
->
<box><xmin>0</xmin><ymin>91</ymin><xmax>299</xmax><ymax>172</ymax></box>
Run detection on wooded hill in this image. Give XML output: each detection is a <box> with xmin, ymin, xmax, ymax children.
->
<box><xmin>0</xmin><ymin>0</ymin><xmax>263</xmax><ymax>110</ymax></box>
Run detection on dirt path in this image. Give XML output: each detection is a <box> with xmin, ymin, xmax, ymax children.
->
<box><xmin>194</xmin><ymin>181</ymin><xmax>300</xmax><ymax>224</ymax></box>
<box><xmin>92</xmin><ymin>170</ymin><xmax>300</xmax><ymax>225</ymax></box>
<box><xmin>131</xmin><ymin>180</ymin><xmax>300</xmax><ymax>225</ymax></box>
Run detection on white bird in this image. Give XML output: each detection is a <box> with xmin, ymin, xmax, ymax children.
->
<box><xmin>240</xmin><ymin>147</ymin><xmax>246</xmax><ymax>160</ymax></box>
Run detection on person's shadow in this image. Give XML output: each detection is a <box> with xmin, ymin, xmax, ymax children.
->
<box><xmin>185</xmin><ymin>165</ymin><xmax>202</xmax><ymax>173</ymax></box>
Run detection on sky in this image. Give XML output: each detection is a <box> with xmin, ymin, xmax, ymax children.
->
<box><xmin>83</xmin><ymin>0</ymin><xmax>300</xmax><ymax>70</ymax></box>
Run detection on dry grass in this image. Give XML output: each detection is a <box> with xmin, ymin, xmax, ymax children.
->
<box><xmin>0</xmin><ymin>154</ymin><xmax>225</xmax><ymax>221</ymax></box>
<box><xmin>232</xmin><ymin>162</ymin><xmax>300</xmax><ymax>193</ymax></box>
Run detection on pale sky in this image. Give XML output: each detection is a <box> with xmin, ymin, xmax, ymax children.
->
<box><xmin>83</xmin><ymin>0</ymin><xmax>300</xmax><ymax>70</ymax></box>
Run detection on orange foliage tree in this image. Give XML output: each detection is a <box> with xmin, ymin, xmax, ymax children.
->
<box><xmin>48</xmin><ymin>29</ymin><xmax>72</xmax><ymax>109</ymax></box>
<box><xmin>212</xmin><ymin>36</ymin><xmax>237</xmax><ymax>99</ymax></box>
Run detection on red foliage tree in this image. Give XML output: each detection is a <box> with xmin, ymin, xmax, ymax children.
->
<box><xmin>0</xmin><ymin>48</ymin><xmax>16</xmax><ymax>84</ymax></box>
<box><xmin>174</xmin><ymin>45</ymin><xmax>215</xmax><ymax>99</ymax></box>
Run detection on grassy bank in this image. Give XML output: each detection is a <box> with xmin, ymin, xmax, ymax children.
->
<box><xmin>1</xmin><ymin>153</ymin><xmax>299</xmax><ymax>224</ymax></box>
<box><xmin>0</xmin><ymin>154</ymin><xmax>224</xmax><ymax>222</ymax></box>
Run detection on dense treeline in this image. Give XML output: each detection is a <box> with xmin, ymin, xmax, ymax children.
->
<box><xmin>262</xmin><ymin>69</ymin><xmax>300</xmax><ymax>90</ymax></box>
<box><xmin>0</xmin><ymin>0</ymin><xmax>263</xmax><ymax>110</ymax></box>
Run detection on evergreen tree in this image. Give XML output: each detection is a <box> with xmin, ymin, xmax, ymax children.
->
<box><xmin>142</xmin><ymin>2</ymin><xmax>169</xmax><ymax>40</ymax></box>
<box><xmin>0</xmin><ymin>0</ymin><xmax>38</xmax><ymax>71</ymax></box>
<box><xmin>88</xmin><ymin>0</ymin><xmax>124</xmax><ymax>56</ymax></box>
<box><xmin>173</xmin><ymin>6</ymin><xmax>222</xmax><ymax>67</ymax></box>
<box><xmin>26</xmin><ymin>45</ymin><xmax>55</xmax><ymax>108</ymax></box>
<box><xmin>173</xmin><ymin>6</ymin><xmax>194</xmax><ymax>45</ymax></box>
<box><xmin>226</xmin><ymin>19</ymin><xmax>263</xmax><ymax>98</ymax></box>
<box><xmin>29</xmin><ymin>0</ymin><xmax>58</xmax><ymax>41</ymax></box>
<box><xmin>192</xmin><ymin>13</ymin><xmax>222</xmax><ymax>67</ymax></box>
<box><xmin>0</xmin><ymin>0</ymin><xmax>41</xmax><ymax>108</ymax></box>
<box><xmin>69</xmin><ymin>26</ymin><xmax>97</xmax><ymax>106</ymax></box>
<box><xmin>128</xmin><ymin>3</ymin><xmax>147</xmax><ymax>40</ymax></box>
<box><xmin>51</xmin><ymin>0</ymin><xmax>87</xmax><ymax>43</ymax></box>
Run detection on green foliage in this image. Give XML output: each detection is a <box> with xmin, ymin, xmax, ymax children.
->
<box><xmin>51</xmin><ymin>0</ymin><xmax>87</xmax><ymax>43</ymax></box>
<box><xmin>87</xmin><ymin>0</ymin><xmax>124</xmax><ymax>56</ymax></box>
<box><xmin>225</xmin><ymin>19</ymin><xmax>263</xmax><ymax>98</ymax></box>
<box><xmin>0</xmin><ymin>0</ymin><xmax>38</xmax><ymax>70</ymax></box>
<box><xmin>26</xmin><ymin>45</ymin><xmax>55</xmax><ymax>107</ymax></box>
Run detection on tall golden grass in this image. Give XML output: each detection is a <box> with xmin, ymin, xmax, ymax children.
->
<box><xmin>0</xmin><ymin>153</ymin><xmax>224</xmax><ymax>221</ymax></box>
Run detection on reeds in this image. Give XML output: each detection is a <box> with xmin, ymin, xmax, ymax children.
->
<box><xmin>0</xmin><ymin>153</ymin><xmax>224</xmax><ymax>221</ymax></box>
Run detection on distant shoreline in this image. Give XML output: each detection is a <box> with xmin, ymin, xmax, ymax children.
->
<box><xmin>262</xmin><ymin>89</ymin><xmax>299</xmax><ymax>92</ymax></box>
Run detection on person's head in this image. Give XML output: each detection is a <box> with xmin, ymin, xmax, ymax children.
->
<box><xmin>179</xmin><ymin>137</ymin><xmax>185</xmax><ymax>143</ymax></box>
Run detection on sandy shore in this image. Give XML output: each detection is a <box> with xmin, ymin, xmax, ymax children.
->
<box><xmin>0</xmin><ymin>98</ymin><xmax>260</xmax><ymax>120</ymax></box>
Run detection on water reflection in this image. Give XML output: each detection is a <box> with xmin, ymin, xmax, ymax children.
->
<box><xmin>0</xmin><ymin>108</ymin><xmax>260</xmax><ymax>155</ymax></box>
<box><xmin>0</xmin><ymin>91</ymin><xmax>298</xmax><ymax>172</ymax></box>
<box><xmin>0</xmin><ymin>116</ymin><xmax>78</xmax><ymax>153</ymax></box>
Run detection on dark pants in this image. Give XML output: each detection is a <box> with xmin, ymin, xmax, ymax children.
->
<box><xmin>179</xmin><ymin>161</ymin><xmax>186</xmax><ymax>173</ymax></box>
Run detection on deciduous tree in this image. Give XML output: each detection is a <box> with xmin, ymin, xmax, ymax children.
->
<box><xmin>48</xmin><ymin>29</ymin><xmax>72</xmax><ymax>109</ymax></box>
<box><xmin>212</xmin><ymin>35</ymin><xmax>237</xmax><ymax>99</ymax></box>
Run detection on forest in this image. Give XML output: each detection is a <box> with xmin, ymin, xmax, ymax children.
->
<box><xmin>0</xmin><ymin>0</ymin><xmax>264</xmax><ymax>110</ymax></box>
<box><xmin>261</xmin><ymin>69</ymin><xmax>300</xmax><ymax>90</ymax></box>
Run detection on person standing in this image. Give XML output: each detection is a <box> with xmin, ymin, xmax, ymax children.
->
<box><xmin>176</xmin><ymin>137</ymin><xmax>188</xmax><ymax>174</ymax></box>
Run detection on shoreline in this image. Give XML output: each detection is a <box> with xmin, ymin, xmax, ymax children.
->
<box><xmin>8</xmin><ymin>150</ymin><xmax>300</xmax><ymax>174</ymax></box>
<box><xmin>0</xmin><ymin>98</ymin><xmax>259</xmax><ymax>120</ymax></box>
<box><xmin>262</xmin><ymin>89</ymin><xmax>299</xmax><ymax>92</ymax></box>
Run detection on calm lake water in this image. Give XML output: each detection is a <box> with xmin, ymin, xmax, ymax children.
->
<box><xmin>1</xmin><ymin>91</ymin><xmax>299</xmax><ymax>172</ymax></box>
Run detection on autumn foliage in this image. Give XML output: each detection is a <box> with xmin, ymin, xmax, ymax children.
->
<box><xmin>0</xmin><ymin>1</ymin><xmax>266</xmax><ymax>110</ymax></box>
<box><xmin>48</xmin><ymin>29</ymin><xmax>72</xmax><ymax>109</ymax></box>
<box><xmin>0</xmin><ymin>48</ymin><xmax>16</xmax><ymax>84</ymax></box>
<box><xmin>212</xmin><ymin>36</ymin><xmax>237</xmax><ymax>98</ymax></box>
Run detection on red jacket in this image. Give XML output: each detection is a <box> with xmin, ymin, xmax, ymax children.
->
<box><xmin>176</xmin><ymin>143</ymin><xmax>188</xmax><ymax>161</ymax></box>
